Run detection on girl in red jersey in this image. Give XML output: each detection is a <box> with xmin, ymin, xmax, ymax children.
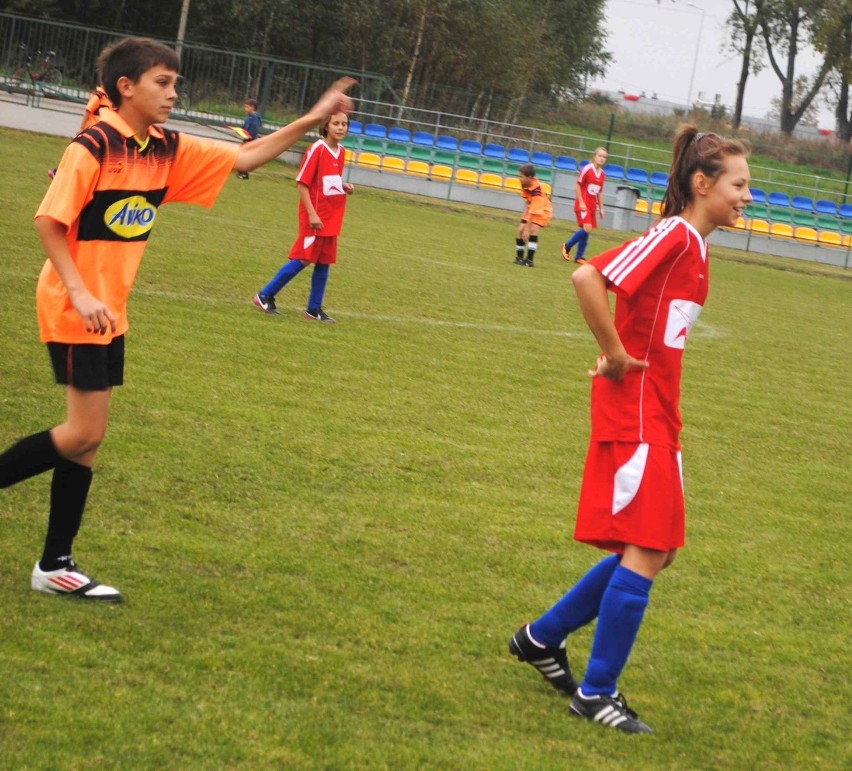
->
<box><xmin>253</xmin><ymin>111</ymin><xmax>354</xmax><ymax>321</ymax></box>
<box><xmin>510</xmin><ymin>126</ymin><xmax>751</xmax><ymax>734</ymax></box>
<box><xmin>562</xmin><ymin>146</ymin><xmax>607</xmax><ymax>264</ymax></box>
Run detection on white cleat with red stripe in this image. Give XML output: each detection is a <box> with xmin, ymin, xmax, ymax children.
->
<box><xmin>31</xmin><ymin>561</ymin><xmax>123</xmax><ymax>602</ymax></box>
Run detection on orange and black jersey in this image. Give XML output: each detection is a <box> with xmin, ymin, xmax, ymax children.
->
<box><xmin>36</xmin><ymin>109</ymin><xmax>239</xmax><ymax>344</ymax></box>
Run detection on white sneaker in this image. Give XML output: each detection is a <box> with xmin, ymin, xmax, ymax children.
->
<box><xmin>31</xmin><ymin>561</ymin><xmax>123</xmax><ymax>602</ymax></box>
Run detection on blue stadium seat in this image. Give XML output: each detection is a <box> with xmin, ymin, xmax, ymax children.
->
<box><xmin>436</xmin><ymin>135</ymin><xmax>459</xmax><ymax>151</ymax></box>
<box><xmin>767</xmin><ymin>191</ymin><xmax>790</xmax><ymax>207</ymax></box>
<box><xmin>348</xmin><ymin>119</ymin><xmax>363</xmax><ymax>135</ymax></box>
<box><xmin>626</xmin><ymin>167</ymin><xmax>649</xmax><ymax>184</ymax></box>
<box><xmin>650</xmin><ymin>171</ymin><xmax>668</xmax><ymax>187</ymax></box>
<box><xmin>531</xmin><ymin>151</ymin><xmax>554</xmax><ymax>167</ymax></box>
<box><xmin>412</xmin><ymin>131</ymin><xmax>435</xmax><ymax>147</ymax></box>
<box><xmin>364</xmin><ymin>123</ymin><xmax>387</xmax><ymax>139</ymax></box>
<box><xmin>791</xmin><ymin>195</ymin><xmax>814</xmax><ymax>211</ymax></box>
<box><xmin>840</xmin><ymin>203</ymin><xmax>852</xmax><ymax>219</ymax></box>
<box><xmin>483</xmin><ymin>143</ymin><xmax>506</xmax><ymax>159</ymax></box>
<box><xmin>815</xmin><ymin>199</ymin><xmax>837</xmax><ymax>216</ymax></box>
<box><xmin>603</xmin><ymin>163</ymin><xmax>625</xmax><ymax>180</ymax></box>
<box><xmin>460</xmin><ymin>139</ymin><xmax>482</xmax><ymax>155</ymax></box>
<box><xmin>578</xmin><ymin>159</ymin><xmax>590</xmax><ymax>170</ymax></box>
<box><xmin>388</xmin><ymin>127</ymin><xmax>411</xmax><ymax>143</ymax></box>
<box><xmin>507</xmin><ymin>147</ymin><xmax>530</xmax><ymax>163</ymax></box>
<box><xmin>749</xmin><ymin>188</ymin><xmax>767</xmax><ymax>204</ymax></box>
<box><xmin>555</xmin><ymin>155</ymin><xmax>577</xmax><ymax>171</ymax></box>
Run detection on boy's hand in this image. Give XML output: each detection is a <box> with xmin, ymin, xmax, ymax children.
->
<box><xmin>312</xmin><ymin>77</ymin><xmax>357</xmax><ymax>117</ymax></box>
<box><xmin>70</xmin><ymin>290</ymin><xmax>116</xmax><ymax>335</ymax></box>
<box><xmin>588</xmin><ymin>353</ymin><xmax>649</xmax><ymax>381</ymax></box>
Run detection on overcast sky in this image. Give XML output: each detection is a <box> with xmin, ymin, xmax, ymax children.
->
<box><xmin>589</xmin><ymin>0</ymin><xmax>834</xmax><ymax>129</ymax></box>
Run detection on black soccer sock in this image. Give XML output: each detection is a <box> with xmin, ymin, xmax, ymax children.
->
<box><xmin>516</xmin><ymin>238</ymin><xmax>525</xmax><ymax>260</ymax></box>
<box><xmin>526</xmin><ymin>234</ymin><xmax>538</xmax><ymax>262</ymax></box>
<box><xmin>0</xmin><ymin>430</ymin><xmax>62</xmax><ymax>489</ymax></box>
<box><xmin>40</xmin><ymin>459</ymin><xmax>93</xmax><ymax>570</ymax></box>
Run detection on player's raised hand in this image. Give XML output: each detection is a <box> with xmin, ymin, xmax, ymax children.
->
<box><xmin>313</xmin><ymin>77</ymin><xmax>357</xmax><ymax>116</ymax></box>
<box><xmin>588</xmin><ymin>353</ymin><xmax>649</xmax><ymax>381</ymax></box>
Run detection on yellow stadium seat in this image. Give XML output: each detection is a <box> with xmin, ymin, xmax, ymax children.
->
<box><xmin>749</xmin><ymin>219</ymin><xmax>769</xmax><ymax>234</ymax></box>
<box><xmin>733</xmin><ymin>216</ymin><xmax>746</xmax><ymax>229</ymax></box>
<box><xmin>344</xmin><ymin>147</ymin><xmax>357</xmax><ymax>163</ymax></box>
<box><xmin>479</xmin><ymin>172</ymin><xmax>503</xmax><ymax>190</ymax></box>
<box><xmin>504</xmin><ymin>177</ymin><xmax>521</xmax><ymax>192</ymax></box>
<box><xmin>406</xmin><ymin>160</ymin><xmax>430</xmax><ymax>178</ymax></box>
<box><xmin>431</xmin><ymin>164</ymin><xmax>453</xmax><ymax>182</ymax></box>
<box><xmin>817</xmin><ymin>230</ymin><xmax>842</xmax><ymax>247</ymax></box>
<box><xmin>635</xmin><ymin>199</ymin><xmax>649</xmax><ymax>214</ymax></box>
<box><xmin>845</xmin><ymin>235</ymin><xmax>852</xmax><ymax>248</ymax></box>
<box><xmin>455</xmin><ymin>168</ymin><xmax>478</xmax><ymax>186</ymax></box>
<box><xmin>357</xmin><ymin>152</ymin><xmax>381</xmax><ymax>169</ymax></box>
<box><xmin>651</xmin><ymin>201</ymin><xmax>662</xmax><ymax>216</ymax></box>
<box><xmin>794</xmin><ymin>226</ymin><xmax>818</xmax><ymax>242</ymax></box>
<box><xmin>381</xmin><ymin>156</ymin><xmax>405</xmax><ymax>173</ymax></box>
<box><xmin>770</xmin><ymin>222</ymin><xmax>794</xmax><ymax>238</ymax></box>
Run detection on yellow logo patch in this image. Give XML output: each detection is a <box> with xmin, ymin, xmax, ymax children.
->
<box><xmin>104</xmin><ymin>196</ymin><xmax>157</xmax><ymax>238</ymax></box>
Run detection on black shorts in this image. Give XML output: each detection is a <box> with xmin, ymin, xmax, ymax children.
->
<box><xmin>47</xmin><ymin>335</ymin><xmax>125</xmax><ymax>391</ymax></box>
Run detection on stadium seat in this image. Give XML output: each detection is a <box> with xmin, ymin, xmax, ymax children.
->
<box><xmin>412</xmin><ymin>131</ymin><xmax>435</xmax><ymax>147</ymax></box>
<box><xmin>651</xmin><ymin>201</ymin><xmax>662</xmax><ymax>216</ymax></box>
<box><xmin>460</xmin><ymin>139</ymin><xmax>482</xmax><ymax>155</ymax></box>
<box><xmin>531</xmin><ymin>151</ymin><xmax>554</xmax><ymax>168</ymax></box>
<box><xmin>733</xmin><ymin>216</ymin><xmax>747</xmax><ymax>230</ymax></box>
<box><xmin>343</xmin><ymin>147</ymin><xmax>356</xmax><ymax>163</ymax></box>
<box><xmin>504</xmin><ymin>177</ymin><xmax>521</xmax><ymax>192</ymax></box>
<box><xmin>768</xmin><ymin>207</ymin><xmax>792</xmax><ymax>223</ymax></box>
<box><xmin>348</xmin><ymin>119</ymin><xmax>363</xmax><ymax>135</ymax></box>
<box><xmin>537</xmin><ymin>169</ymin><xmax>553</xmax><ymax>183</ymax></box>
<box><xmin>749</xmin><ymin>187</ymin><xmax>767</xmax><ymax>204</ymax></box>
<box><xmin>455</xmin><ymin>168</ymin><xmax>478</xmax><ymax>186</ymax></box>
<box><xmin>841</xmin><ymin>219</ymin><xmax>852</xmax><ymax>235</ymax></box>
<box><xmin>818</xmin><ymin>230</ymin><xmax>842</xmax><ymax>247</ymax></box>
<box><xmin>603</xmin><ymin>163</ymin><xmax>625</xmax><ymax>180</ymax></box>
<box><xmin>746</xmin><ymin>203</ymin><xmax>770</xmax><ymax>219</ymax></box>
<box><xmin>770</xmin><ymin>222</ymin><xmax>794</xmax><ymax>238</ymax></box>
<box><xmin>507</xmin><ymin>147</ymin><xmax>530</xmax><ymax>163</ymax></box>
<box><xmin>578</xmin><ymin>159</ymin><xmax>590</xmax><ymax>170</ymax></box>
<box><xmin>794</xmin><ymin>226</ymin><xmax>818</xmax><ymax>242</ymax></box>
<box><xmin>436</xmin><ymin>135</ymin><xmax>458</xmax><ymax>151</ymax></box>
<box><xmin>791</xmin><ymin>195</ymin><xmax>814</xmax><ymax>211</ymax></box>
<box><xmin>650</xmin><ymin>187</ymin><xmax>665</xmax><ymax>202</ymax></box>
<box><xmin>388</xmin><ymin>127</ymin><xmax>411</xmax><ymax>143</ymax></box>
<box><xmin>360</xmin><ymin>137</ymin><xmax>385</xmax><ymax>154</ymax></box>
<box><xmin>431</xmin><ymin>164</ymin><xmax>453</xmax><ymax>182</ymax></box>
<box><xmin>555</xmin><ymin>155</ymin><xmax>577</xmax><ymax>171</ymax></box>
<box><xmin>483</xmin><ymin>143</ymin><xmax>507</xmax><ymax>159</ymax></box>
<box><xmin>767</xmin><ymin>191</ymin><xmax>790</xmax><ymax>207</ymax></box>
<box><xmin>380</xmin><ymin>156</ymin><xmax>405</xmax><ymax>173</ymax></box>
<box><xmin>479</xmin><ymin>172</ymin><xmax>503</xmax><ymax>190</ymax></box>
<box><xmin>749</xmin><ymin>219</ymin><xmax>770</xmax><ymax>234</ymax></box>
<box><xmin>816</xmin><ymin>215</ymin><xmax>840</xmax><ymax>231</ymax></box>
<box><xmin>457</xmin><ymin>155</ymin><xmax>480</xmax><ymax>171</ymax></box>
<box><xmin>357</xmin><ymin>152</ymin><xmax>381</xmax><ymax>169</ymax></box>
<box><xmin>406</xmin><ymin>159</ymin><xmax>430</xmax><ymax>178</ymax></box>
<box><xmin>792</xmin><ymin>211</ymin><xmax>817</xmax><ymax>227</ymax></box>
<box><xmin>364</xmin><ymin>123</ymin><xmax>387</xmax><ymax>139</ymax></box>
<box><xmin>433</xmin><ymin>150</ymin><xmax>456</xmax><ymax>166</ymax></box>
<box><xmin>839</xmin><ymin>203</ymin><xmax>852</xmax><ymax>218</ymax></box>
<box><xmin>626</xmin><ymin>167</ymin><xmax>649</xmax><ymax>185</ymax></box>
<box><xmin>409</xmin><ymin>146</ymin><xmax>433</xmax><ymax>163</ymax></box>
<box><xmin>385</xmin><ymin>142</ymin><xmax>409</xmax><ymax>158</ymax></box>
<box><xmin>481</xmin><ymin>159</ymin><xmax>505</xmax><ymax>175</ymax></box>
<box><xmin>814</xmin><ymin>199</ymin><xmax>837</xmax><ymax>216</ymax></box>
<box><xmin>650</xmin><ymin>171</ymin><xmax>668</xmax><ymax>187</ymax></box>
<box><xmin>635</xmin><ymin>199</ymin><xmax>649</xmax><ymax>214</ymax></box>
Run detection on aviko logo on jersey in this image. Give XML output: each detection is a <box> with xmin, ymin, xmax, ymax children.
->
<box><xmin>104</xmin><ymin>195</ymin><xmax>157</xmax><ymax>239</ymax></box>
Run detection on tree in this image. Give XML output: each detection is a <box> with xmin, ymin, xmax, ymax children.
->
<box><xmin>726</xmin><ymin>0</ymin><xmax>769</xmax><ymax>129</ymax></box>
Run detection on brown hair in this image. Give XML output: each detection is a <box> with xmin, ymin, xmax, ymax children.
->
<box><xmin>97</xmin><ymin>37</ymin><xmax>180</xmax><ymax>108</ymax></box>
<box><xmin>661</xmin><ymin>125</ymin><xmax>750</xmax><ymax>218</ymax></box>
<box><xmin>518</xmin><ymin>163</ymin><xmax>536</xmax><ymax>178</ymax></box>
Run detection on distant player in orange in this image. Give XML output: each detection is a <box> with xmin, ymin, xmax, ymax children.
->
<box><xmin>48</xmin><ymin>84</ymin><xmax>114</xmax><ymax>178</ymax></box>
<box><xmin>0</xmin><ymin>36</ymin><xmax>354</xmax><ymax>603</ymax></box>
<box><xmin>514</xmin><ymin>163</ymin><xmax>553</xmax><ymax>267</ymax></box>
<box><xmin>562</xmin><ymin>147</ymin><xmax>607</xmax><ymax>264</ymax></box>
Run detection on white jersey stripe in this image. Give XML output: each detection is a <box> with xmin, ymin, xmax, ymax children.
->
<box><xmin>603</xmin><ymin>218</ymin><xmax>680</xmax><ymax>285</ymax></box>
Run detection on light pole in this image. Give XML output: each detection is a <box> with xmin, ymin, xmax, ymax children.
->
<box><xmin>685</xmin><ymin>2</ymin><xmax>705</xmax><ymax>110</ymax></box>
<box><xmin>176</xmin><ymin>0</ymin><xmax>191</xmax><ymax>60</ymax></box>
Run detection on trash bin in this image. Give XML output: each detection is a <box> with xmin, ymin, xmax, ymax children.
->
<box><xmin>613</xmin><ymin>186</ymin><xmax>640</xmax><ymax>231</ymax></box>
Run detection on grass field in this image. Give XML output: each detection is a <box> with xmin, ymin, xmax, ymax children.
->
<box><xmin>0</xmin><ymin>127</ymin><xmax>850</xmax><ymax>770</ymax></box>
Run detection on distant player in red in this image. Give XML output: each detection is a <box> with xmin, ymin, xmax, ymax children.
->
<box><xmin>514</xmin><ymin>163</ymin><xmax>553</xmax><ymax>267</ymax></box>
<box><xmin>510</xmin><ymin>126</ymin><xmax>752</xmax><ymax>734</ymax></box>
<box><xmin>253</xmin><ymin>111</ymin><xmax>354</xmax><ymax>321</ymax></box>
<box><xmin>562</xmin><ymin>146</ymin><xmax>607</xmax><ymax>264</ymax></box>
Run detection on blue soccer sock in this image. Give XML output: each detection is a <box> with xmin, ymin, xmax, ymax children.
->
<box><xmin>307</xmin><ymin>263</ymin><xmax>330</xmax><ymax>311</ymax></box>
<box><xmin>528</xmin><ymin>554</ymin><xmax>621</xmax><ymax>646</ymax></box>
<box><xmin>565</xmin><ymin>229</ymin><xmax>583</xmax><ymax>251</ymax></box>
<box><xmin>580</xmin><ymin>565</ymin><xmax>653</xmax><ymax>696</ymax></box>
<box><xmin>261</xmin><ymin>259</ymin><xmax>305</xmax><ymax>297</ymax></box>
<box><xmin>575</xmin><ymin>230</ymin><xmax>590</xmax><ymax>260</ymax></box>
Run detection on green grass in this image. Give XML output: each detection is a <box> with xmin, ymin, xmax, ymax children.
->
<box><xmin>0</xmin><ymin>127</ymin><xmax>850</xmax><ymax>769</ymax></box>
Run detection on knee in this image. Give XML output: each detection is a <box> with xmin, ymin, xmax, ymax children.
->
<box><xmin>661</xmin><ymin>549</ymin><xmax>678</xmax><ymax>570</ymax></box>
<box><xmin>54</xmin><ymin>424</ymin><xmax>106</xmax><ymax>459</ymax></box>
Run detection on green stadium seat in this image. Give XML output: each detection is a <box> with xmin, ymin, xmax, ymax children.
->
<box><xmin>768</xmin><ymin>207</ymin><xmax>793</xmax><ymax>223</ymax></box>
<box><xmin>384</xmin><ymin>142</ymin><xmax>409</xmax><ymax>158</ymax></box>
<box><xmin>409</xmin><ymin>146</ymin><xmax>433</xmax><ymax>163</ymax></box>
<box><xmin>816</xmin><ymin>215</ymin><xmax>840</xmax><ymax>231</ymax></box>
<box><xmin>433</xmin><ymin>150</ymin><xmax>456</xmax><ymax>166</ymax></box>
<box><xmin>791</xmin><ymin>211</ymin><xmax>816</xmax><ymax>227</ymax></box>
<box><xmin>481</xmin><ymin>159</ymin><xmax>505</xmax><ymax>175</ymax></box>
<box><xmin>457</xmin><ymin>155</ymin><xmax>480</xmax><ymax>171</ymax></box>
<box><xmin>360</xmin><ymin>137</ymin><xmax>384</xmax><ymax>154</ymax></box>
<box><xmin>746</xmin><ymin>203</ymin><xmax>770</xmax><ymax>219</ymax></box>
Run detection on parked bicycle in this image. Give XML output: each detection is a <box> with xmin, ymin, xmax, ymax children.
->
<box><xmin>174</xmin><ymin>75</ymin><xmax>192</xmax><ymax>114</ymax></box>
<box><xmin>9</xmin><ymin>43</ymin><xmax>63</xmax><ymax>90</ymax></box>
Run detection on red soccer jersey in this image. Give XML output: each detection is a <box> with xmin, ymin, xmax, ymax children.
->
<box><xmin>576</xmin><ymin>164</ymin><xmax>605</xmax><ymax>211</ymax></box>
<box><xmin>295</xmin><ymin>139</ymin><xmax>347</xmax><ymax>236</ymax></box>
<box><xmin>587</xmin><ymin>216</ymin><xmax>709</xmax><ymax>450</ymax></box>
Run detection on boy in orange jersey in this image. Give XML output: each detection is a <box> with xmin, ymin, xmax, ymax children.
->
<box><xmin>514</xmin><ymin>163</ymin><xmax>553</xmax><ymax>267</ymax></box>
<box><xmin>0</xmin><ymin>36</ymin><xmax>354</xmax><ymax>602</ymax></box>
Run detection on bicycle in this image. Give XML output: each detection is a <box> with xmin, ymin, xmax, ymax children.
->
<box><xmin>174</xmin><ymin>75</ymin><xmax>192</xmax><ymax>114</ymax></box>
<box><xmin>9</xmin><ymin>43</ymin><xmax>63</xmax><ymax>90</ymax></box>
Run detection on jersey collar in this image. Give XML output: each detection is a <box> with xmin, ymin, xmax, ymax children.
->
<box><xmin>98</xmin><ymin>108</ymin><xmax>166</xmax><ymax>142</ymax></box>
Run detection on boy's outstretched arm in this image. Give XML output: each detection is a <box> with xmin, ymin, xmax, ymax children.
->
<box><xmin>571</xmin><ymin>264</ymin><xmax>648</xmax><ymax>381</ymax></box>
<box><xmin>235</xmin><ymin>77</ymin><xmax>356</xmax><ymax>173</ymax></box>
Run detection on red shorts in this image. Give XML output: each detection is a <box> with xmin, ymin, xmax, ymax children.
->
<box><xmin>288</xmin><ymin>234</ymin><xmax>338</xmax><ymax>264</ymax></box>
<box><xmin>574</xmin><ymin>441</ymin><xmax>684</xmax><ymax>553</ymax></box>
<box><xmin>574</xmin><ymin>201</ymin><xmax>597</xmax><ymax>229</ymax></box>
